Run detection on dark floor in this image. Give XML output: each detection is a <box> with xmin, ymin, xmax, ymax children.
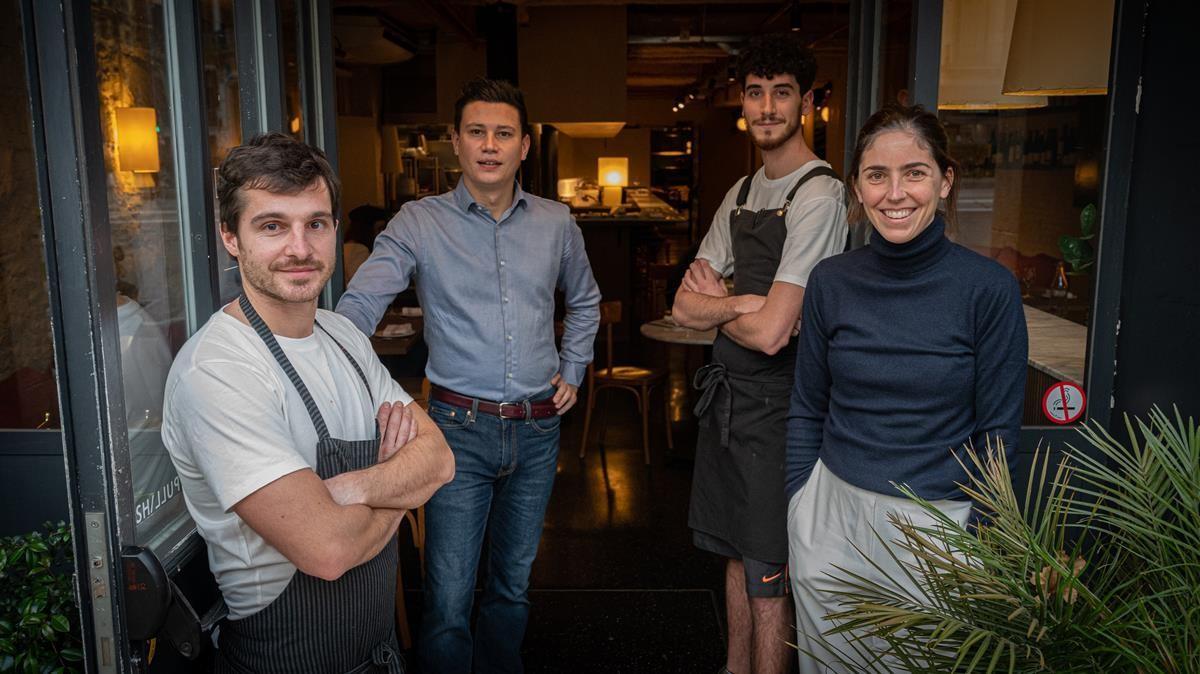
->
<box><xmin>398</xmin><ymin>347</ymin><xmax>733</xmax><ymax>673</ymax></box>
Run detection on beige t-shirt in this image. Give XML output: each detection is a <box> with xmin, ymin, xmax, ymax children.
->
<box><xmin>697</xmin><ymin>160</ymin><xmax>847</xmax><ymax>288</ymax></box>
<box><xmin>162</xmin><ymin>307</ymin><xmax>412</xmax><ymax>619</ymax></box>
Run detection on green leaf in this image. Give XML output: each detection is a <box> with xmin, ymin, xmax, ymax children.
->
<box><xmin>1079</xmin><ymin>203</ymin><xmax>1098</xmax><ymax>237</ymax></box>
<box><xmin>47</xmin><ymin>617</ymin><xmax>68</xmax><ymax>634</ymax></box>
<box><xmin>57</xmin><ymin>649</ymin><xmax>81</xmax><ymax>663</ymax></box>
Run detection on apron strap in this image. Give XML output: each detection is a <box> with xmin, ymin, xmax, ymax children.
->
<box><xmin>315</xmin><ymin>321</ymin><xmax>375</xmax><ymax>408</ymax></box>
<box><xmin>238</xmin><ymin>294</ymin><xmax>332</xmax><ymax>440</ymax></box>
<box><xmin>692</xmin><ymin>362</ymin><xmax>732</xmax><ymax>449</ymax></box>
<box><xmin>732</xmin><ymin>175</ymin><xmax>754</xmax><ymax>215</ymax></box>
<box><xmin>782</xmin><ymin>165</ymin><xmax>842</xmax><ymax>211</ymax></box>
<box><xmin>344</xmin><ymin>640</ymin><xmax>403</xmax><ymax>674</ymax></box>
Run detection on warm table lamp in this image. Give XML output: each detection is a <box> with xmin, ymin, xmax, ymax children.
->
<box><xmin>598</xmin><ymin>156</ymin><xmax>628</xmax><ymax>208</ymax></box>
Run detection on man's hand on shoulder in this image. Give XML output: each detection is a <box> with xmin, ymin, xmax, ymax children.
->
<box><xmin>550</xmin><ymin>373</ymin><xmax>578</xmax><ymax>415</ymax></box>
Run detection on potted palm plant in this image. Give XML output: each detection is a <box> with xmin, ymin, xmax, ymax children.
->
<box><xmin>810</xmin><ymin>407</ymin><xmax>1199</xmax><ymax>673</ymax></box>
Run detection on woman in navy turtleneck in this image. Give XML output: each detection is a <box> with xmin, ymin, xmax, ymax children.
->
<box><xmin>784</xmin><ymin>105</ymin><xmax>1027</xmax><ymax>672</ymax></box>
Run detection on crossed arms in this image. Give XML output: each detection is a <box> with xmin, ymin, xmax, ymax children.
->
<box><xmin>672</xmin><ymin>259</ymin><xmax>805</xmax><ymax>356</ymax></box>
<box><xmin>233</xmin><ymin>402</ymin><xmax>454</xmax><ymax>581</ymax></box>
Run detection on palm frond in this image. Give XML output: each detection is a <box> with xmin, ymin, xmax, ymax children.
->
<box><xmin>811</xmin><ymin>407</ymin><xmax>1200</xmax><ymax>673</ymax></box>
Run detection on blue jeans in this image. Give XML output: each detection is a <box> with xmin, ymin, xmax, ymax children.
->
<box><xmin>418</xmin><ymin>389</ymin><xmax>561</xmax><ymax>674</ymax></box>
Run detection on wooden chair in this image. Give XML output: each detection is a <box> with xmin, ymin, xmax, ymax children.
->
<box><xmin>579</xmin><ymin>300</ymin><xmax>673</xmax><ymax>464</ymax></box>
<box><xmin>395</xmin><ymin>378</ymin><xmax>431</xmax><ymax>649</ymax></box>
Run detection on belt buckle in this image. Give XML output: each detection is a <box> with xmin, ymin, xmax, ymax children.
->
<box><xmin>497</xmin><ymin>401</ymin><xmax>523</xmax><ymax>419</ymax></box>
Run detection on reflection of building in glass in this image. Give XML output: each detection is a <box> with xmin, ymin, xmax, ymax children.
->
<box><xmin>93</xmin><ymin>1</ymin><xmax>192</xmax><ymax>554</ymax></box>
<box><xmin>118</xmin><ymin>295</ymin><xmax>174</xmax><ymax>505</ymax></box>
<box><xmin>0</xmin><ymin>4</ymin><xmax>57</xmax><ymax>430</ymax></box>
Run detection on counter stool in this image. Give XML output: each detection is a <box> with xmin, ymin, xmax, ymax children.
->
<box><xmin>579</xmin><ymin>301</ymin><xmax>673</xmax><ymax>464</ymax></box>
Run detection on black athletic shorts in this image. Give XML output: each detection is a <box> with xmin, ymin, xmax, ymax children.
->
<box><xmin>693</xmin><ymin>530</ymin><xmax>789</xmax><ymax>598</ymax></box>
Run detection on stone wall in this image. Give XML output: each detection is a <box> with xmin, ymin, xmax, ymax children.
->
<box><xmin>92</xmin><ymin>1</ymin><xmax>185</xmax><ymax>334</ymax></box>
<box><xmin>0</xmin><ymin>3</ymin><xmax>54</xmax><ymax>387</ymax></box>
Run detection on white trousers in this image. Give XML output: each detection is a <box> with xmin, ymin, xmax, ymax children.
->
<box><xmin>787</xmin><ymin>460</ymin><xmax>972</xmax><ymax>674</ymax></box>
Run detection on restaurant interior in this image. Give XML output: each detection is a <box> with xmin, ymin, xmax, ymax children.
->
<box><xmin>0</xmin><ymin>0</ymin><xmax>1122</xmax><ymax>669</ymax></box>
<box><xmin>303</xmin><ymin>1</ymin><xmax>1110</xmax><ymax>668</ymax></box>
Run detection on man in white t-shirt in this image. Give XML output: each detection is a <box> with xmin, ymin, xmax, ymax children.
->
<box><xmin>673</xmin><ymin>34</ymin><xmax>848</xmax><ymax>674</ymax></box>
<box><xmin>162</xmin><ymin>133</ymin><xmax>454</xmax><ymax>673</ymax></box>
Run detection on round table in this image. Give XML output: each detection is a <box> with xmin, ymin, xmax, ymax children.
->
<box><xmin>640</xmin><ymin>318</ymin><xmax>716</xmax><ymax>345</ymax></box>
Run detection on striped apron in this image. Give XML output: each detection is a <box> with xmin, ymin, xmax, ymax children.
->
<box><xmin>214</xmin><ymin>294</ymin><xmax>404</xmax><ymax>674</ymax></box>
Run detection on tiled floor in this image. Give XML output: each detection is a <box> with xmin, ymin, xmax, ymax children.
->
<box><xmin>399</xmin><ymin>367</ymin><xmax>733</xmax><ymax>673</ymax></box>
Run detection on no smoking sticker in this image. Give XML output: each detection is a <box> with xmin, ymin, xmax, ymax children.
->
<box><xmin>1042</xmin><ymin>381</ymin><xmax>1086</xmax><ymax>424</ymax></box>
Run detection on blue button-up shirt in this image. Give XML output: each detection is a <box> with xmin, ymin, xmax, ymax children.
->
<box><xmin>336</xmin><ymin>180</ymin><xmax>601</xmax><ymax>401</ymax></box>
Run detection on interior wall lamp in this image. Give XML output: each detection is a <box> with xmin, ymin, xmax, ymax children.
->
<box><xmin>115</xmin><ymin>107</ymin><xmax>160</xmax><ymax>173</ymax></box>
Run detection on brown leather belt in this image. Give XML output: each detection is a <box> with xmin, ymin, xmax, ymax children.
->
<box><xmin>429</xmin><ymin>386</ymin><xmax>559</xmax><ymax>420</ymax></box>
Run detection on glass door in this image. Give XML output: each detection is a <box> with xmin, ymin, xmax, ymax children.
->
<box><xmin>91</xmin><ymin>0</ymin><xmax>197</xmax><ymax>561</ymax></box>
<box><xmin>21</xmin><ymin>1</ymin><xmax>342</xmax><ymax>669</ymax></box>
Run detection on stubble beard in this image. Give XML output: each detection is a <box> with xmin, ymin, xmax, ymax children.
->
<box><xmin>240</xmin><ymin>256</ymin><xmax>331</xmax><ymax>306</ymax></box>
<box><xmin>752</xmin><ymin>115</ymin><xmax>801</xmax><ymax>152</ymax></box>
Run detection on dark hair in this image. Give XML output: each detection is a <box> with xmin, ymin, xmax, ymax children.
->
<box><xmin>737</xmin><ymin>33</ymin><xmax>817</xmax><ymax>92</ymax></box>
<box><xmin>216</xmin><ymin>132</ymin><xmax>341</xmax><ymax>234</ymax></box>
<box><xmin>846</xmin><ymin>104</ymin><xmax>960</xmax><ymax>229</ymax></box>
<box><xmin>453</xmin><ymin>78</ymin><xmax>529</xmax><ymax>136</ymax></box>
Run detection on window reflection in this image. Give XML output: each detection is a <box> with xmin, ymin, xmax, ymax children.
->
<box><xmin>281</xmin><ymin>0</ymin><xmax>304</xmax><ymax>140</ymax></box>
<box><xmin>0</xmin><ymin>0</ymin><xmax>58</xmax><ymax>431</ymax></box>
<box><xmin>879</xmin><ymin>0</ymin><xmax>914</xmax><ymax>107</ymax></box>
<box><xmin>201</xmin><ymin>0</ymin><xmax>243</xmax><ymax>305</ymax></box>
<box><xmin>937</xmin><ymin>0</ymin><xmax>1112</xmax><ymax>423</ymax></box>
<box><xmin>93</xmin><ymin>0</ymin><xmax>192</xmax><ymax>554</ymax></box>
<box><xmin>202</xmin><ymin>0</ymin><xmax>241</xmax><ymax>165</ymax></box>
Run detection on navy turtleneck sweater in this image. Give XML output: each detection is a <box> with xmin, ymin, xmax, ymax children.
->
<box><xmin>785</xmin><ymin>216</ymin><xmax>1027</xmax><ymax>501</ymax></box>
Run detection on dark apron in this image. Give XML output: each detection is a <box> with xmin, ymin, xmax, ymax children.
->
<box><xmin>215</xmin><ymin>294</ymin><xmax>404</xmax><ymax>674</ymax></box>
<box><xmin>688</xmin><ymin>166</ymin><xmax>840</xmax><ymax>563</ymax></box>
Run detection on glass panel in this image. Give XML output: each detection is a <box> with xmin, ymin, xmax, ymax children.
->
<box><xmin>200</xmin><ymin>0</ymin><xmax>243</xmax><ymax>305</ymax></box>
<box><xmin>879</xmin><ymin>0</ymin><xmax>914</xmax><ymax>107</ymax></box>
<box><xmin>281</xmin><ymin>0</ymin><xmax>304</xmax><ymax>140</ymax></box>
<box><xmin>0</xmin><ymin>0</ymin><xmax>59</xmax><ymax>431</ymax></box>
<box><xmin>936</xmin><ymin>0</ymin><xmax>1112</xmax><ymax>425</ymax></box>
<box><xmin>202</xmin><ymin>0</ymin><xmax>241</xmax><ymax>165</ymax></box>
<box><xmin>92</xmin><ymin>0</ymin><xmax>192</xmax><ymax>555</ymax></box>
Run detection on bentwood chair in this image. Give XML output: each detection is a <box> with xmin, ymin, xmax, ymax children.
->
<box><xmin>579</xmin><ymin>301</ymin><xmax>673</xmax><ymax>464</ymax></box>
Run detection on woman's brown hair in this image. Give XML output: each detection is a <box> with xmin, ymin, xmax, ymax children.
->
<box><xmin>845</xmin><ymin>104</ymin><xmax>960</xmax><ymax>230</ymax></box>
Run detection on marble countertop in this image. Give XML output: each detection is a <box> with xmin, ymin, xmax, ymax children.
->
<box><xmin>639</xmin><ymin>306</ymin><xmax>1087</xmax><ymax>383</ymax></box>
<box><xmin>1024</xmin><ymin>305</ymin><xmax>1087</xmax><ymax>384</ymax></box>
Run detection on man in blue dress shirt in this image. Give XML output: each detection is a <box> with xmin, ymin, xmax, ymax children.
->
<box><xmin>337</xmin><ymin>78</ymin><xmax>601</xmax><ymax>674</ymax></box>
